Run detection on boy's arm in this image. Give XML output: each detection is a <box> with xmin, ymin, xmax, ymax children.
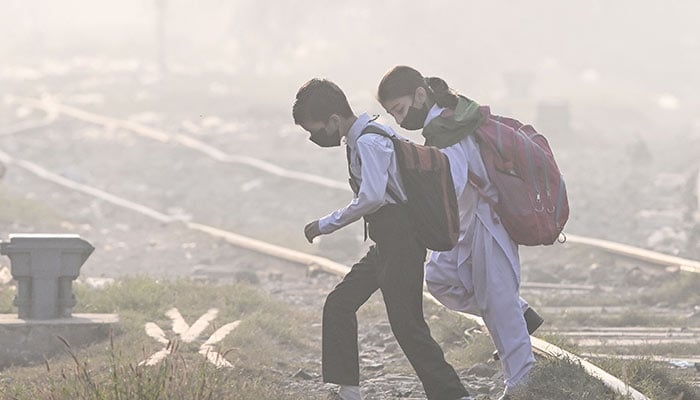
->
<box><xmin>317</xmin><ymin>135</ymin><xmax>393</xmax><ymax>235</ymax></box>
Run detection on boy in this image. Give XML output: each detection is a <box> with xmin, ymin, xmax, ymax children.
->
<box><xmin>292</xmin><ymin>78</ymin><xmax>472</xmax><ymax>400</ymax></box>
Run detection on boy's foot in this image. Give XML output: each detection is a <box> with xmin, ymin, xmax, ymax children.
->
<box><xmin>493</xmin><ymin>307</ymin><xmax>544</xmax><ymax>361</ymax></box>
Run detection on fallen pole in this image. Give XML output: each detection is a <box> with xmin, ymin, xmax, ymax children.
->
<box><xmin>566</xmin><ymin>234</ymin><xmax>700</xmax><ymax>274</ymax></box>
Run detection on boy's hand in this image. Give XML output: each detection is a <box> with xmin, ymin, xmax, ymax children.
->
<box><xmin>304</xmin><ymin>220</ymin><xmax>321</xmax><ymax>243</ymax></box>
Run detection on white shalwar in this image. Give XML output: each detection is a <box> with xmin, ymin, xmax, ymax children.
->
<box><xmin>423</xmin><ymin>107</ymin><xmax>535</xmax><ymax>391</ymax></box>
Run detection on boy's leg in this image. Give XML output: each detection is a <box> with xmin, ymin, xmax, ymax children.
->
<box><xmin>374</xmin><ymin>208</ymin><xmax>470</xmax><ymax>400</ymax></box>
<box><xmin>322</xmin><ymin>246</ymin><xmax>381</xmax><ymax>386</ymax></box>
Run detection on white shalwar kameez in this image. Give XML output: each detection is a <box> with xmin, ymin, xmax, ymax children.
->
<box><xmin>422</xmin><ymin>106</ymin><xmax>535</xmax><ymax>392</ymax></box>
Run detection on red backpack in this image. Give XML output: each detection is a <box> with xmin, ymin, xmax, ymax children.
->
<box><xmin>358</xmin><ymin>126</ymin><xmax>460</xmax><ymax>251</ymax></box>
<box><xmin>468</xmin><ymin>107</ymin><xmax>569</xmax><ymax>246</ymax></box>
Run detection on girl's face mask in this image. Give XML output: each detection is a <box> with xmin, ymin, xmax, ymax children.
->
<box><xmin>399</xmin><ymin>103</ymin><xmax>429</xmax><ymax>131</ymax></box>
<box><xmin>384</xmin><ymin>87</ymin><xmax>429</xmax><ymax>131</ymax></box>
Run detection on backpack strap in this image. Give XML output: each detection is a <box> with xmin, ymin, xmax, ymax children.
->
<box><xmin>468</xmin><ymin>170</ymin><xmax>497</xmax><ymax>208</ymax></box>
<box><xmin>360</xmin><ymin>124</ymin><xmax>393</xmax><ymax>139</ymax></box>
<box><xmin>354</xmin><ymin>124</ymin><xmax>402</xmax><ymax>204</ymax></box>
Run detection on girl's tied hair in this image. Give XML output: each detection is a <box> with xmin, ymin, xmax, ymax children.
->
<box><xmin>377</xmin><ymin>65</ymin><xmax>459</xmax><ymax>110</ymax></box>
<box><xmin>425</xmin><ymin>76</ymin><xmax>459</xmax><ymax>109</ymax></box>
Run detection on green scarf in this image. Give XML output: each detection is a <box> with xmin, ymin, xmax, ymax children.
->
<box><xmin>422</xmin><ymin>96</ymin><xmax>484</xmax><ymax>149</ymax></box>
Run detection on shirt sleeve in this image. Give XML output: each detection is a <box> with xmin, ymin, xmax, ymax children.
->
<box><xmin>318</xmin><ymin>135</ymin><xmax>394</xmax><ymax>234</ymax></box>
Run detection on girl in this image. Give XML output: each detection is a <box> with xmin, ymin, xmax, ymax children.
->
<box><xmin>377</xmin><ymin>66</ymin><xmax>543</xmax><ymax>399</ymax></box>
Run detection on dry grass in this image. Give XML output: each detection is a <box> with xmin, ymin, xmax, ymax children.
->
<box><xmin>508</xmin><ymin>357</ymin><xmax>620</xmax><ymax>400</ymax></box>
<box><xmin>0</xmin><ymin>278</ymin><xmax>324</xmax><ymax>400</ymax></box>
<box><xmin>596</xmin><ymin>358</ymin><xmax>700</xmax><ymax>400</ymax></box>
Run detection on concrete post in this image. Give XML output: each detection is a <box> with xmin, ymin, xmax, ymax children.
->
<box><xmin>0</xmin><ymin>234</ymin><xmax>94</xmax><ymax>320</ymax></box>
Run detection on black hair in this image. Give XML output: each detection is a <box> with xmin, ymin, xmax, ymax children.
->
<box><xmin>292</xmin><ymin>78</ymin><xmax>353</xmax><ymax>125</ymax></box>
<box><xmin>377</xmin><ymin>66</ymin><xmax>459</xmax><ymax>110</ymax></box>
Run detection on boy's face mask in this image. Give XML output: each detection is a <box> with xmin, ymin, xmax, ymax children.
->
<box><xmin>309</xmin><ymin>125</ymin><xmax>341</xmax><ymax>147</ymax></box>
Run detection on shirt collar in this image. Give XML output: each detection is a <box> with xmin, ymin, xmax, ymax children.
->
<box><xmin>424</xmin><ymin>103</ymin><xmax>445</xmax><ymax>128</ymax></box>
<box><xmin>346</xmin><ymin>113</ymin><xmax>373</xmax><ymax>147</ymax></box>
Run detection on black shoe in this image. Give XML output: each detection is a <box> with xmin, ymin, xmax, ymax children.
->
<box><xmin>493</xmin><ymin>307</ymin><xmax>544</xmax><ymax>361</ymax></box>
<box><xmin>524</xmin><ymin>307</ymin><xmax>544</xmax><ymax>334</ymax></box>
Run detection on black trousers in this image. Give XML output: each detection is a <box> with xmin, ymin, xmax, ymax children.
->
<box><xmin>322</xmin><ymin>205</ymin><xmax>469</xmax><ymax>400</ymax></box>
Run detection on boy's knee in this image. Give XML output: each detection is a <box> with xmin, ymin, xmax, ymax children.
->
<box><xmin>323</xmin><ymin>290</ymin><xmax>356</xmax><ymax>317</ymax></box>
<box><xmin>323</xmin><ymin>291</ymin><xmax>342</xmax><ymax>314</ymax></box>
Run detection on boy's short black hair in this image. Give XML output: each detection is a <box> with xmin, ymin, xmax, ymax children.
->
<box><xmin>292</xmin><ymin>78</ymin><xmax>354</xmax><ymax>125</ymax></box>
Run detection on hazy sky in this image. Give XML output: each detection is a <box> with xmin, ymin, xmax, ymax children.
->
<box><xmin>2</xmin><ymin>1</ymin><xmax>698</xmax><ymax>121</ymax></box>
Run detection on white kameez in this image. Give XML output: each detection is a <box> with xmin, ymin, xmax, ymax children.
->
<box><xmin>424</xmin><ymin>114</ymin><xmax>535</xmax><ymax>391</ymax></box>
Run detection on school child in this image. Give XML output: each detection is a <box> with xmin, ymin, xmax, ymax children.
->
<box><xmin>293</xmin><ymin>78</ymin><xmax>472</xmax><ymax>400</ymax></box>
<box><xmin>377</xmin><ymin>66</ymin><xmax>544</xmax><ymax>400</ymax></box>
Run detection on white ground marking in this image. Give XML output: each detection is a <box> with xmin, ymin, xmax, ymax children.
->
<box><xmin>140</xmin><ymin>307</ymin><xmax>241</xmax><ymax>368</ymax></box>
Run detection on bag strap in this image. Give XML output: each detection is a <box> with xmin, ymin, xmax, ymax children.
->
<box><xmin>360</xmin><ymin>124</ymin><xmax>393</xmax><ymax>139</ymax></box>
<box><xmin>468</xmin><ymin>170</ymin><xmax>497</xmax><ymax>208</ymax></box>
<box><xmin>355</xmin><ymin>124</ymin><xmax>402</xmax><ymax>204</ymax></box>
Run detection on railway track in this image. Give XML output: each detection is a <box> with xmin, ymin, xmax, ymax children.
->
<box><xmin>1</xmin><ymin>97</ymin><xmax>699</xmax><ymax>398</ymax></box>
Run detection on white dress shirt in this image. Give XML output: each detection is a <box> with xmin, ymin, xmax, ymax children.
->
<box><xmin>318</xmin><ymin>113</ymin><xmax>408</xmax><ymax>234</ymax></box>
